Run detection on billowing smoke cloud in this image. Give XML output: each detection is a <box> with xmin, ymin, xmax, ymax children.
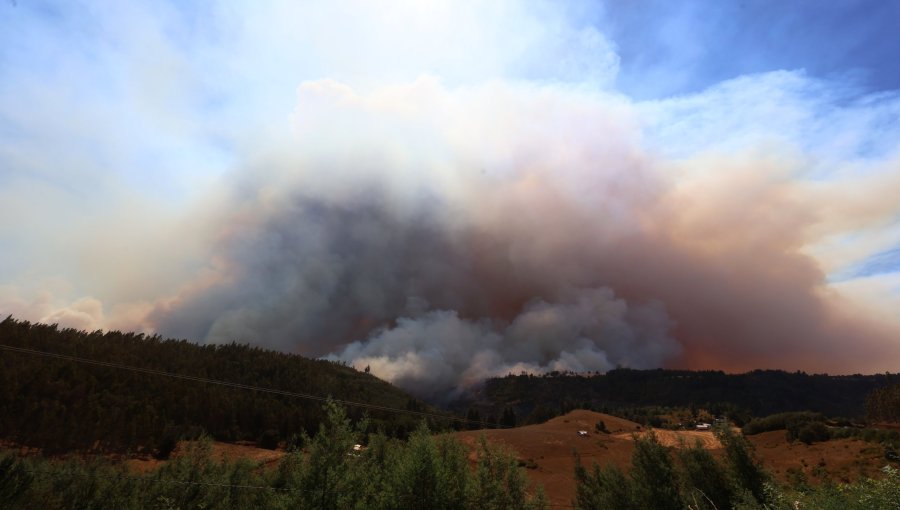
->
<box><xmin>135</xmin><ymin>76</ymin><xmax>900</xmax><ymax>398</ymax></box>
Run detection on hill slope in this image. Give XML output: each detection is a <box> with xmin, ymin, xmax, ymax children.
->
<box><xmin>451</xmin><ymin>410</ymin><xmax>892</xmax><ymax>507</ymax></box>
<box><xmin>0</xmin><ymin>317</ymin><xmax>429</xmax><ymax>454</ymax></box>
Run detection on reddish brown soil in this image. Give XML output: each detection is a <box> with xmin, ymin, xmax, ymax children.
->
<box><xmin>452</xmin><ymin>410</ymin><xmax>639</xmax><ymax>507</ymax></box>
<box><xmin>747</xmin><ymin>430</ymin><xmax>889</xmax><ymax>485</ymax></box>
<box><xmin>122</xmin><ymin>441</ymin><xmax>286</xmax><ymax>473</ymax></box>
<box><xmin>450</xmin><ymin>410</ymin><xmax>895</xmax><ymax>507</ymax></box>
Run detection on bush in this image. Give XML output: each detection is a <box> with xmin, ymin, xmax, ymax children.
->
<box><xmin>258</xmin><ymin>429</ymin><xmax>280</xmax><ymax>450</ymax></box>
<box><xmin>742</xmin><ymin>412</ymin><xmax>823</xmax><ymax>436</ymax></box>
<box><xmin>155</xmin><ymin>434</ymin><xmax>178</xmax><ymax>460</ymax></box>
<box><xmin>574</xmin><ymin>432</ymin><xmax>682</xmax><ymax>510</ymax></box>
<box><xmin>0</xmin><ymin>453</ymin><xmax>33</xmax><ymax>505</ymax></box>
<box><xmin>796</xmin><ymin>422</ymin><xmax>830</xmax><ymax>445</ymax></box>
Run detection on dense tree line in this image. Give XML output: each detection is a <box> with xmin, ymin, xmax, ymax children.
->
<box><xmin>0</xmin><ymin>317</ymin><xmax>433</xmax><ymax>454</ymax></box>
<box><xmin>866</xmin><ymin>382</ymin><xmax>900</xmax><ymax>422</ymax></box>
<box><xmin>741</xmin><ymin>412</ymin><xmax>826</xmax><ymax>437</ymax></box>
<box><xmin>465</xmin><ymin>368</ymin><xmax>897</xmax><ymax>424</ymax></box>
<box><xmin>0</xmin><ymin>401</ymin><xmax>548</xmax><ymax>510</ymax></box>
<box><xmin>574</xmin><ymin>426</ymin><xmax>900</xmax><ymax>510</ymax></box>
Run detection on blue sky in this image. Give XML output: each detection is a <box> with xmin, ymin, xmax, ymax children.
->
<box><xmin>599</xmin><ymin>0</ymin><xmax>900</xmax><ymax>98</ymax></box>
<box><xmin>1</xmin><ymin>0</ymin><xmax>899</xmax><ymax>381</ymax></box>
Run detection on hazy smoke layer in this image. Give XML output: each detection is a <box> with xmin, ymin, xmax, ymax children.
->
<box><xmin>141</xmin><ymin>77</ymin><xmax>899</xmax><ymax>398</ymax></box>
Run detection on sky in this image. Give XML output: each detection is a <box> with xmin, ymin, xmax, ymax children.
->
<box><xmin>2</xmin><ymin>0</ymin><xmax>900</xmax><ymax>400</ymax></box>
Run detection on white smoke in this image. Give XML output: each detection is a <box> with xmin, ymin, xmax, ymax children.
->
<box><xmin>333</xmin><ymin>287</ymin><xmax>677</xmax><ymax>400</ymax></box>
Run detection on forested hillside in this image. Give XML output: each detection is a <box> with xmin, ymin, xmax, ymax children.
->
<box><xmin>0</xmin><ymin>317</ymin><xmax>430</xmax><ymax>454</ymax></box>
<box><xmin>867</xmin><ymin>382</ymin><xmax>900</xmax><ymax>422</ymax></box>
<box><xmin>465</xmin><ymin>368</ymin><xmax>898</xmax><ymax>424</ymax></box>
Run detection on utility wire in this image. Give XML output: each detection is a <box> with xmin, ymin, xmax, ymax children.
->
<box><xmin>0</xmin><ymin>343</ymin><xmax>510</xmax><ymax>429</ymax></box>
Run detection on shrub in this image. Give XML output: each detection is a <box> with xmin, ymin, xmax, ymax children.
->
<box><xmin>574</xmin><ymin>455</ymin><xmax>634</xmax><ymax>510</ymax></box>
<box><xmin>155</xmin><ymin>434</ymin><xmax>178</xmax><ymax>460</ymax></box>
<box><xmin>258</xmin><ymin>429</ymin><xmax>280</xmax><ymax>450</ymax></box>
<box><xmin>742</xmin><ymin>412</ymin><xmax>823</xmax><ymax>436</ymax></box>
<box><xmin>0</xmin><ymin>453</ymin><xmax>33</xmax><ymax>505</ymax></box>
<box><xmin>797</xmin><ymin>422</ymin><xmax>830</xmax><ymax>445</ymax></box>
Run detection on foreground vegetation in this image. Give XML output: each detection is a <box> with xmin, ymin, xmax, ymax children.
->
<box><xmin>0</xmin><ymin>401</ymin><xmax>547</xmax><ymax>510</ymax></box>
<box><xmin>574</xmin><ymin>426</ymin><xmax>899</xmax><ymax>510</ymax></box>
<box><xmin>2</xmin><ymin>401</ymin><xmax>898</xmax><ymax>509</ymax></box>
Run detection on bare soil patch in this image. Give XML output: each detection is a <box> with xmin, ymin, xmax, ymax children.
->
<box><xmin>747</xmin><ymin>430</ymin><xmax>891</xmax><ymax>485</ymax></box>
<box><xmin>613</xmin><ymin>429</ymin><xmax>722</xmax><ymax>449</ymax></box>
<box><xmin>452</xmin><ymin>410</ymin><xmax>640</xmax><ymax>507</ymax></box>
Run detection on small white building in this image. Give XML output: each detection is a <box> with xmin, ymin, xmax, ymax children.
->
<box><xmin>695</xmin><ymin>423</ymin><xmax>711</xmax><ymax>430</ymax></box>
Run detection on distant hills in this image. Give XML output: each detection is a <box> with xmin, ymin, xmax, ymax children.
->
<box><xmin>0</xmin><ymin>316</ymin><xmax>430</xmax><ymax>455</ymax></box>
<box><xmin>458</xmin><ymin>368</ymin><xmax>898</xmax><ymax>426</ymax></box>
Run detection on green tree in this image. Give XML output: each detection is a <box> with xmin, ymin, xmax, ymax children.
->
<box><xmin>715</xmin><ymin>424</ymin><xmax>769</xmax><ymax>505</ymax></box>
<box><xmin>629</xmin><ymin>431</ymin><xmax>682</xmax><ymax>510</ymax></box>
<box><xmin>295</xmin><ymin>399</ymin><xmax>361</xmax><ymax>510</ymax></box>
<box><xmin>676</xmin><ymin>441</ymin><xmax>734</xmax><ymax>510</ymax></box>
<box><xmin>573</xmin><ymin>453</ymin><xmax>634</xmax><ymax>510</ymax></box>
<box><xmin>471</xmin><ymin>435</ymin><xmax>546</xmax><ymax>510</ymax></box>
<box><xmin>500</xmin><ymin>407</ymin><xmax>517</xmax><ymax>428</ymax></box>
<box><xmin>466</xmin><ymin>408</ymin><xmax>482</xmax><ymax>430</ymax></box>
<box><xmin>389</xmin><ymin>421</ymin><xmax>441</xmax><ymax>509</ymax></box>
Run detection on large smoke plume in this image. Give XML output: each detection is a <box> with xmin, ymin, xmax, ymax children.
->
<box><xmin>4</xmin><ymin>2</ymin><xmax>900</xmax><ymax>402</ymax></box>
<box><xmin>135</xmin><ymin>77</ymin><xmax>900</xmax><ymax>398</ymax></box>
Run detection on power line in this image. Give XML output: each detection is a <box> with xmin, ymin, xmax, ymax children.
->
<box><xmin>0</xmin><ymin>343</ymin><xmax>510</xmax><ymax>429</ymax></box>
